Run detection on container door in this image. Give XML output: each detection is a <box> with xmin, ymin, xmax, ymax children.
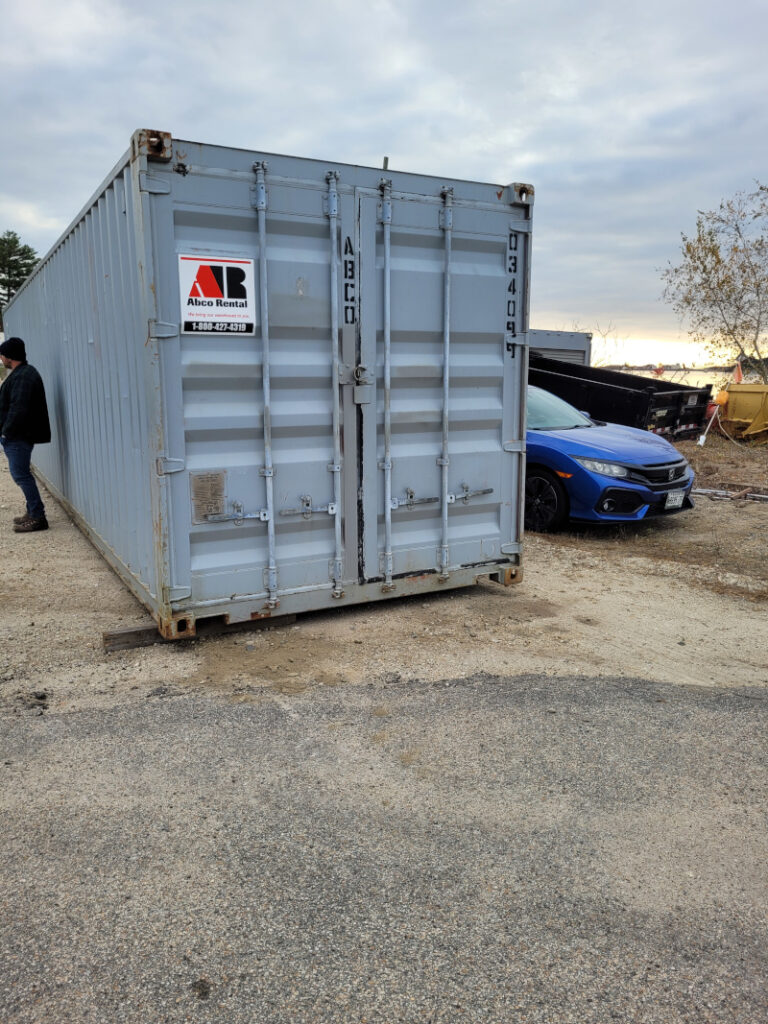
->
<box><xmin>172</xmin><ymin>171</ymin><xmax>358</xmax><ymax>613</ymax></box>
<box><xmin>357</xmin><ymin>188</ymin><xmax>525</xmax><ymax>586</ymax></box>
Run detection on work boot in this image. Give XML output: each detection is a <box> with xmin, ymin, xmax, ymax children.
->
<box><xmin>13</xmin><ymin>516</ymin><xmax>49</xmax><ymax>533</ymax></box>
<box><xmin>13</xmin><ymin>512</ymin><xmax>31</xmax><ymax>525</ymax></box>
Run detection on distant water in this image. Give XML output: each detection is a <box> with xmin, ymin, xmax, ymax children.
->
<box><xmin>589</xmin><ymin>338</ymin><xmax>741</xmax><ymax>390</ymax></box>
<box><xmin>617</xmin><ymin>367</ymin><xmax>733</xmax><ymax>390</ymax></box>
<box><xmin>592</xmin><ymin>338</ymin><xmax>713</xmax><ymax>368</ymax></box>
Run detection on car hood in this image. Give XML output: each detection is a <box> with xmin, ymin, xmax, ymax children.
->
<box><xmin>528</xmin><ymin>422</ymin><xmax>684</xmax><ymax>465</ymax></box>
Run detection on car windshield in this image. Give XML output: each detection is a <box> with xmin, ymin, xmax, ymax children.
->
<box><xmin>527</xmin><ymin>385</ymin><xmax>593</xmax><ymax>430</ymax></box>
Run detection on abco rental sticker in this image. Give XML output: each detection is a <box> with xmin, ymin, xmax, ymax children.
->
<box><xmin>179</xmin><ymin>256</ymin><xmax>257</xmax><ymax>334</ymax></box>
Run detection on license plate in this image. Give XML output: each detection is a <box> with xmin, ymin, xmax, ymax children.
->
<box><xmin>665</xmin><ymin>489</ymin><xmax>685</xmax><ymax>509</ymax></box>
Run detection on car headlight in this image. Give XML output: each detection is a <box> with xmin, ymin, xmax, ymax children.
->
<box><xmin>574</xmin><ymin>457</ymin><xmax>629</xmax><ymax>478</ymax></box>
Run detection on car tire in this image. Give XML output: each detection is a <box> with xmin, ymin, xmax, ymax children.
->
<box><xmin>525</xmin><ymin>467</ymin><xmax>569</xmax><ymax>532</ymax></box>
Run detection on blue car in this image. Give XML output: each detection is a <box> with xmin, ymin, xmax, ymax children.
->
<box><xmin>525</xmin><ymin>385</ymin><xmax>695</xmax><ymax>531</ymax></box>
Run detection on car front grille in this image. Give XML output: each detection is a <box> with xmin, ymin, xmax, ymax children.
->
<box><xmin>627</xmin><ymin>459</ymin><xmax>689</xmax><ymax>489</ymax></box>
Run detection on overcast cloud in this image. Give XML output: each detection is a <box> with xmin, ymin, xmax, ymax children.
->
<box><xmin>2</xmin><ymin>0</ymin><xmax>766</xmax><ymax>358</ymax></box>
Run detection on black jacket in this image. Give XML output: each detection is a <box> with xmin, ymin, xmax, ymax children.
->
<box><xmin>0</xmin><ymin>362</ymin><xmax>52</xmax><ymax>444</ymax></box>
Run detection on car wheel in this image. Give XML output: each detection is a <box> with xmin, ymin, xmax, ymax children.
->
<box><xmin>525</xmin><ymin>467</ymin><xmax>569</xmax><ymax>532</ymax></box>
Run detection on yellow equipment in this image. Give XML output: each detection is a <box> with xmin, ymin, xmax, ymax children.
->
<box><xmin>720</xmin><ymin>383</ymin><xmax>768</xmax><ymax>441</ymax></box>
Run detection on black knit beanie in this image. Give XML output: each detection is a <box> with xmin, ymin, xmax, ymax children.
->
<box><xmin>0</xmin><ymin>338</ymin><xmax>26</xmax><ymax>362</ymax></box>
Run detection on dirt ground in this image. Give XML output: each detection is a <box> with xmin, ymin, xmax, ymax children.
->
<box><xmin>1</xmin><ymin>432</ymin><xmax>767</xmax><ymax>716</ymax></box>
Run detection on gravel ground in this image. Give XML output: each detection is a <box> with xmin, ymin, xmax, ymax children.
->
<box><xmin>2</xmin><ymin>674</ymin><xmax>767</xmax><ymax>1023</ymax></box>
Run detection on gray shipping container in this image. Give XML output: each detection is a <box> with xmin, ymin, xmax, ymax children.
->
<box><xmin>5</xmin><ymin>130</ymin><xmax>532</xmax><ymax>638</ymax></box>
<box><xmin>529</xmin><ymin>329</ymin><xmax>592</xmax><ymax>365</ymax></box>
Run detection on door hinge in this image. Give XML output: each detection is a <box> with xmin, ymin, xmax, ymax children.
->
<box><xmin>503</xmin><ymin>440</ymin><xmax>525</xmax><ymax>453</ymax></box>
<box><xmin>149</xmin><ymin>321</ymin><xmax>179</xmax><ymax>339</ymax></box>
<box><xmin>505</xmin><ymin>332</ymin><xmax>529</xmax><ymax>354</ymax></box>
<box><xmin>139</xmin><ymin>172</ymin><xmax>171</xmax><ymax>195</ymax></box>
<box><xmin>156</xmin><ymin>457</ymin><xmax>185</xmax><ymax>476</ymax></box>
<box><xmin>163</xmin><ymin>584</ymin><xmax>192</xmax><ymax>603</ymax></box>
<box><xmin>501</xmin><ymin>542</ymin><xmax>522</xmax><ymax>555</ymax></box>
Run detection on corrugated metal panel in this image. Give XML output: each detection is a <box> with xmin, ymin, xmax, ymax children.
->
<box><xmin>5</xmin><ymin>130</ymin><xmax>532</xmax><ymax>637</ymax></box>
<box><xmin>6</xmin><ymin>162</ymin><xmax>157</xmax><ymax>600</ymax></box>
<box><xmin>358</xmin><ymin>191</ymin><xmax>525</xmax><ymax>582</ymax></box>
<box><xmin>175</xmin><ymin>171</ymin><xmax>344</xmax><ymax>605</ymax></box>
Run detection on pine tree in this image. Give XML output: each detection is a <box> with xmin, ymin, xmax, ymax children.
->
<box><xmin>0</xmin><ymin>231</ymin><xmax>39</xmax><ymax>329</ymax></box>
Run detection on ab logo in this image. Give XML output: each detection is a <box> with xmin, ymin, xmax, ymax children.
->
<box><xmin>180</xmin><ymin>254</ymin><xmax>256</xmax><ymax>334</ymax></box>
<box><xmin>189</xmin><ymin>264</ymin><xmax>248</xmax><ymax>300</ymax></box>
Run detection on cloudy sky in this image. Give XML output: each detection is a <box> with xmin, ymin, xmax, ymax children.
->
<box><xmin>2</xmin><ymin>0</ymin><xmax>766</xmax><ymax>362</ymax></box>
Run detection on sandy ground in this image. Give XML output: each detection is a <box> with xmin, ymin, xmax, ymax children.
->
<box><xmin>1</xmin><ymin>434</ymin><xmax>767</xmax><ymax>715</ymax></box>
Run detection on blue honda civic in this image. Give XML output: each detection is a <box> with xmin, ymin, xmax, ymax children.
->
<box><xmin>525</xmin><ymin>385</ymin><xmax>695</xmax><ymax>531</ymax></box>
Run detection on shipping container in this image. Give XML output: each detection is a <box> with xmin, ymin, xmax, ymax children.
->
<box><xmin>528</xmin><ymin>354</ymin><xmax>712</xmax><ymax>439</ymax></box>
<box><xmin>529</xmin><ymin>329</ymin><xmax>591</xmax><ymax>365</ymax></box>
<box><xmin>4</xmin><ymin>130</ymin><xmax>532</xmax><ymax>638</ymax></box>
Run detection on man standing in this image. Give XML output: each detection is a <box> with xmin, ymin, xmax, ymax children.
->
<box><xmin>0</xmin><ymin>337</ymin><xmax>51</xmax><ymax>533</ymax></box>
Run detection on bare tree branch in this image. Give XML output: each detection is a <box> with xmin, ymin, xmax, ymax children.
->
<box><xmin>662</xmin><ymin>185</ymin><xmax>768</xmax><ymax>381</ymax></box>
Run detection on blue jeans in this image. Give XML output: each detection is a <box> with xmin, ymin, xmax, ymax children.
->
<box><xmin>1</xmin><ymin>438</ymin><xmax>46</xmax><ymax>520</ymax></box>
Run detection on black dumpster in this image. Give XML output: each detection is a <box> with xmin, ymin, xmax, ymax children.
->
<box><xmin>528</xmin><ymin>355</ymin><xmax>712</xmax><ymax>439</ymax></box>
